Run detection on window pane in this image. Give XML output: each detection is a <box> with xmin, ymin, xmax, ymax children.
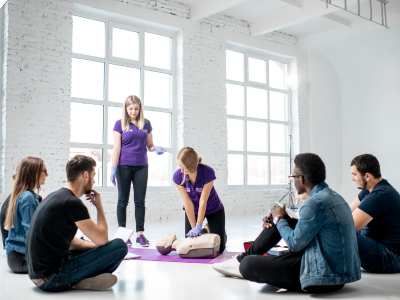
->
<box><xmin>247</xmin><ymin>121</ymin><xmax>267</xmax><ymax>152</ymax></box>
<box><xmin>247</xmin><ymin>155</ymin><xmax>268</xmax><ymax>185</ymax></box>
<box><xmin>269</xmin><ymin>60</ymin><xmax>286</xmax><ymax>90</ymax></box>
<box><xmin>107</xmin><ymin>149</ymin><xmax>114</xmax><ymax>187</ymax></box>
<box><xmin>148</xmin><ymin>152</ymin><xmax>170</xmax><ymax>186</ymax></box>
<box><xmin>228</xmin><ymin>154</ymin><xmax>243</xmax><ymax>185</ymax></box>
<box><xmin>70</xmin><ymin>148</ymin><xmax>103</xmax><ymax>187</ymax></box>
<box><xmin>270</xmin><ymin>91</ymin><xmax>288</xmax><ymax>121</ymax></box>
<box><xmin>226</xmin><ymin>50</ymin><xmax>244</xmax><ymax>82</ymax></box>
<box><xmin>145</xmin><ymin>32</ymin><xmax>171</xmax><ymax>70</ymax></box>
<box><xmin>271</xmin><ymin>156</ymin><xmax>288</xmax><ymax>185</ymax></box>
<box><xmin>227</xmin><ymin>119</ymin><xmax>243</xmax><ymax>151</ymax></box>
<box><xmin>144</xmin><ymin>71</ymin><xmax>171</xmax><ymax>108</ymax></box>
<box><xmin>71</xmin><ymin>102</ymin><xmax>103</xmax><ymax>144</ymax></box>
<box><xmin>72</xmin><ymin>16</ymin><xmax>105</xmax><ymax>58</ymax></box>
<box><xmin>226</xmin><ymin>83</ymin><xmax>244</xmax><ymax>116</ymax></box>
<box><xmin>144</xmin><ymin>110</ymin><xmax>171</xmax><ymax>148</ymax></box>
<box><xmin>108</xmin><ymin>106</ymin><xmax>122</xmax><ymax>144</ymax></box>
<box><xmin>248</xmin><ymin>57</ymin><xmax>266</xmax><ymax>84</ymax></box>
<box><xmin>247</xmin><ymin>87</ymin><xmax>267</xmax><ymax>119</ymax></box>
<box><xmin>71</xmin><ymin>58</ymin><xmax>104</xmax><ymax>100</ymax></box>
<box><xmin>108</xmin><ymin>64</ymin><xmax>140</xmax><ymax>103</ymax></box>
<box><xmin>112</xmin><ymin>27</ymin><xmax>139</xmax><ymax>61</ymax></box>
<box><xmin>270</xmin><ymin>123</ymin><xmax>288</xmax><ymax>153</ymax></box>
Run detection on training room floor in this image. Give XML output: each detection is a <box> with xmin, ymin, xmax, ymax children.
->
<box><xmin>1</xmin><ymin>214</ymin><xmax>399</xmax><ymax>300</ymax></box>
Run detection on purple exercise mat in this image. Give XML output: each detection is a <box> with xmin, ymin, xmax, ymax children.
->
<box><xmin>127</xmin><ymin>247</ymin><xmax>240</xmax><ymax>264</ymax></box>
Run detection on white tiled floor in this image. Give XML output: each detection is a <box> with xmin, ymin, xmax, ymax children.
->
<box><xmin>1</xmin><ymin>214</ymin><xmax>399</xmax><ymax>300</ymax></box>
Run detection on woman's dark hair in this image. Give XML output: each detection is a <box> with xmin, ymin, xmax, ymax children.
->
<box><xmin>294</xmin><ymin>153</ymin><xmax>326</xmax><ymax>184</ymax></box>
<box><xmin>66</xmin><ymin>155</ymin><xmax>96</xmax><ymax>182</ymax></box>
<box><xmin>350</xmin><ymin>154</ymin><xmax>381</xmax><ymax>178</ymax></box>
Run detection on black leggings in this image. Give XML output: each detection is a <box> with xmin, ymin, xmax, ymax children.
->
<box><xmin>116</xmin><ymin>165</ymin><xmax>148</xmax><ymax>231</ymax></box>
<box><xmin>185</xmin><ymin>207</ymin><xmax>226</xmax><ymax>253</ymax></box>
<box><xmin>238</xmin><ymin>221</ymin><xmax>344</xmax><ymax>293</ymax></box>
<box><xmin>7</xmin><ymin>250</ymin><xmax>28</xmax><ymax>274</ymax></box>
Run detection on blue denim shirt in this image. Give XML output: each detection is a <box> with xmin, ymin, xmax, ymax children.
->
<box><xmin>5</xmin><ymin>191</ymin><xmax>40</xmax><ymax>254</ymax></box>
<box><xmin>277</xmin><ymin>182</ymin><xmax>361</xmax><ymax>291</ymax></box>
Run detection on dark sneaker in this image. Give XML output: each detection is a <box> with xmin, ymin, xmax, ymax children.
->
<box><xmin>74</xmin><ymin>273</ymin><xmax>118</xmax><ymax>290</ymax></box>
<box><xmin>126</xmin><ymin>239</ymin><xmax>132</xmax><ymax>246</ymax></box>
<box><xmin>136</xmin><ymin>234</ymin><xmax>150</xmax><ymax>247</ymax></box>
<box><xmin>201</xmin><ymin>223</ymin><xmax>210</xmax><ymax>235</ymax></box>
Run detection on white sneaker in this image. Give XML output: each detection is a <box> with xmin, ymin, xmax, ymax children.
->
<box><xmin>74</xmin><ymin>274</ymin><xmax>118</xmax><ymax>290</ymax></box>
<box><xmin>212</xmin><ymin>258</ymin><xmax>244</xmax><ymax>279</ymax></box>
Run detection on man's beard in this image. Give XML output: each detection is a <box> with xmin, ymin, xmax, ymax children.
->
<box><xmin>358</xmin><ymin>177</ymin><xmax>368</xmax><ymax>190</ymax></box>
<box><xmin>83</xmin><ymin>182</ymin><xmax>93</xmax><ymax>194</ymax></box>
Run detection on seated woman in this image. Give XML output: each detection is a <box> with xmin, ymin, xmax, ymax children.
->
<box><xmin>212</xmin><ymin>153</ymin><xmax>361</xmax><ymax>293</ymax></box>
<box><xmin>1</xmin><ymin>157</ymin><xmax>47</xmax><ymax>273</ymax></box>
<box><xmin>173</xmin><ymin>147</ymin><xmax>226</xmax><ymax>253</ymax></box>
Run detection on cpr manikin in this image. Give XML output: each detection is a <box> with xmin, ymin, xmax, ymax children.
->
<box><xmin>156</xmin><ymin>234</ymin><xmax>221</xmax><ymax>258</ymax></box>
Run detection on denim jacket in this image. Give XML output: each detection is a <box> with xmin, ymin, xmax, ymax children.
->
<box><xmin>5</xmin><ymin>191</ymin><xmax>40</xmax><ymax>254</ymax></box>
<box><xmin>277</xmin><ymin>182</ymin><xmax>361</xmax><ymax>291</ymax></box>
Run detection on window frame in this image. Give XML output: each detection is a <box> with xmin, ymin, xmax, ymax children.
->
<box><xmin>70</xmin><ymin>13</ymin><xmax>177</xmax><ymax>191</ymax></box>
<box><xmin>226</xmin><ymin>47</ymin><xmax>291</xmax><ymax>190</ymax></box>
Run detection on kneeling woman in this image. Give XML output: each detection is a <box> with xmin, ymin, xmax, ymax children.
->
<box><xmin>1</xmin><ymin>157</ymin><xmax>47</xmax><ymax>273</ymax></box>
<box><xmin>173</xmin><ymin>147</ymin><xmax>226</xmax><ymax>253</ymax></box>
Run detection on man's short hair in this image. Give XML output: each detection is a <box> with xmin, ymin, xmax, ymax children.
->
<box><xmin>294</xmin><ymin>153</ymin><xmax>326</xmax><ymax>185</ymax></box>
<box><xmin>66</xmin><ymin>155</ymin><xmax>96</xmax><ymax>182</ymax></box>
<box><xmin>350</xmin><ymin>154</ymin><xmax>381</xmax><ymax>178</ymax></box>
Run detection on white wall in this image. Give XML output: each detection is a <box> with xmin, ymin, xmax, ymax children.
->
<box><xmin>307</xmin><ymin>51</ymin><xmax>343</xmax><ymax>192</ymax></box>
<box><xmin>0</xmin><ymin>0</ymin><xmax>310</xmax><ymax>225</ymax></box>
<box><xmin>308</xmin><ymin>23</ymin><xmax>400</xmax><ymax>201</ymax></box>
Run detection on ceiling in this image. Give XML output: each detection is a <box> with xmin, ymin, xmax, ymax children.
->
<box><xmin>181</xmin><ymin>0</ymin><xmax>400</xmax><ymax>49</ymax></box>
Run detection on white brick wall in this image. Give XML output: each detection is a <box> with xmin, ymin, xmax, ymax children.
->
<box><xmin>0</xmin><ymin>0</ymin><xmax>309</xmax><ymax>228</ymax></box>
<box><xmin>1</xmin><ymin>0</ymin><xmax>72</xmax><ymax>201</ymax></box>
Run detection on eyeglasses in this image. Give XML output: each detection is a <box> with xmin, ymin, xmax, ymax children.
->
<box><xmin>42</xmin><ymin>169</ymin><xmax>48</xmax><ymax>175</ymax></box>
<box><xmin>288</xmin><ymin>175</ymin><xmax>303</xmax><ymax>180</ymax></box>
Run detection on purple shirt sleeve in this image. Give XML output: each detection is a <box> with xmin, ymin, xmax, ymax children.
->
<box><xmin>202</xmin><ymin>165</ymin><xmax>216</xmax><ymax>185</ymax></box>
<box><xmin>173</xmin><ymin>169</ymin><xmax>183</xmax><ymax>186</ymax></box>
<box><xmin>145</xmin><ymin>119</ymin><xmax>153</xmax><ymax>134</ymax></box>
<box><xmin>113</xmin><ymin>120</ymin><xmax>123</xmax><ymax>134</ymax></box>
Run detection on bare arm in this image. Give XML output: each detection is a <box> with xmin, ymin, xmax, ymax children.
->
<box><xmin>112</xmin><ymin>131</ymin><xmax>122</xmax><ymax>167</ymax></box>
<box><xmin>349</xmin><ymin>196</ymin><xmax>361</xmax><ymax>212</ymax></box>
<box><xmin>69</xmin><ymin>236</ymin><xmax>97</xmax><ymax>251</ymax></box>
<box><xmin>353</xmin><ymin>208</ymin><xmax>373</xmax><ymax>231</ymax></box>
<box><xmin>75</xmin><ymin>190</ymin><xmax>108</xmax><ymax>246</ymax></box>
<box><xmin>175</xmin><ymin>184</ymin><xmax>196</xmax><ymax>229</ymax></box>
<box><xmin>196</xmin><ymin>181</ymin><xmax>214</xmax><ymax>226</ymax></box>
<box><xmin>146</xmin><ymin>131</ymin><xmax>155</xmax><ymax>152</ymax></box>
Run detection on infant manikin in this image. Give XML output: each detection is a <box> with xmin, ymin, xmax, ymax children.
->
<box><xmin>156</xmin><ymin>234</ymin><xmax>221</xmax><ymax>258</ymax></box>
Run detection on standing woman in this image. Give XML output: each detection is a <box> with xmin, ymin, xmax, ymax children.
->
<box><xmin>173</xmin><ymin>147</ymin><xmax>226</xmax><ymax>253</ymax></box>
<box><xmin>110</xmin><ymin>95</ymin><xmax>165</xmax><ymax>247</ymax></box>
<box><xmin>1</xmin><ymin>157</ymin><xmax>48</xmax><ymax>273</ymax></box>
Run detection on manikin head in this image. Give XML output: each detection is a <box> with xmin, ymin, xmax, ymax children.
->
<box><xmin>66</xmin><ymin>155</ymin><xmax>97</xmax><ymax>195</ymax></box>
<box><xmin>291</xmin><ymin>153</ymin><xmax>326</xmax><ymax>195</ymax></box>
<box><xmin>350</xmin><ymin>154</ymin><xmax>382</xmax><ymax>191</ymax></box>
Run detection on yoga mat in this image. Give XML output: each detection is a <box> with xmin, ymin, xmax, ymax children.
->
<box><xmin>127</xmin><ymin>247</ymin><xmax>240</xmax><ymax>264</ymax></box>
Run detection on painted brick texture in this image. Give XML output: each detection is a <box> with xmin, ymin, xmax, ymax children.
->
<box><xmin>0</xmin><ymin>0</ymin><xmax>307</xmax><ymax>227</ymax></box>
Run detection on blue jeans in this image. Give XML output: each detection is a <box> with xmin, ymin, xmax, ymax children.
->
<box><xmin>35</xmin><ymin>239</ymin><xmax>127</xmax><ymax>292</ymax></box>
<box><xmin>357</xmin><ymin>232</ymin><xmax>400</xmax><ymax>273</ymax></box>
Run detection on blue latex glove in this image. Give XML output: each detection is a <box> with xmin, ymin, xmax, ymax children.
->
<box><xmin>186</xmin><ymin>223</ymin><xmax>202</xmax><ymax>237</ymax></box>
<box><xmin>110</xmin><ymin>166</ymin><xmax>117</xmax><ymax>186</ymax></box>
<box><xmin>153</xmin><ymin>146</ymin><xmax>166</xmax><ymax>155</ymax></box>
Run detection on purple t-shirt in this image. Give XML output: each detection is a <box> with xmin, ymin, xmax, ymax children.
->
<box><xmin>113</xmin><ymin>119</ymin><xmax>152</xmax><ymax>166</ymax></box>
<box><xmin>173</xmin><ymin>164</ymin><xmax>223</xmax><ymax>215</ymax></box>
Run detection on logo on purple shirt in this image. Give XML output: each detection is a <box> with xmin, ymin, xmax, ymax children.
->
<box><xmin>196</xmin><ymin>188</ymin><xmax>203</xmax><ymax>192</ymax></box>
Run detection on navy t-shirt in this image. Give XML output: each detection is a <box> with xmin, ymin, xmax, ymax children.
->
<box><xmin>358</xmin><ymin>179</ymin><xmax>400</xmax><ymax>250</ymax></box>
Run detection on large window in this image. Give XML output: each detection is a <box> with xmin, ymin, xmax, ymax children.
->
<box><xmin>226</xmin><ymin>50</ymin><xmax>290</xmax><ymax>187</ymax></box>
<box><xmin>71</xmin><ymin>15</ymin><xmax>174</xmax><ymax>188</ymax></box>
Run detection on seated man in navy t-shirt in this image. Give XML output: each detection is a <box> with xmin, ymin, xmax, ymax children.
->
<box><xmin>349</xmin><ymin>154</ymin><xmax>400</xmax><ymax>273</ymax></box>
